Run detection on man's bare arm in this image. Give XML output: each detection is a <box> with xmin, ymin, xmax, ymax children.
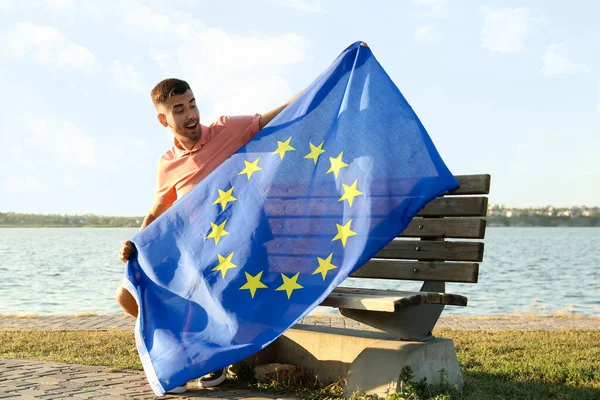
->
<box><xmin>258</xmin><ymin>44</ymin><xmax>368</xmax><ymax>130</ymax></box>
<box><xmin>259</xmin><ymin>90</ymin><xmax>304</xmax><ymax>130</ymax></box>
<box><xmin>139</xmin><ymin>201</ymin><xmax>172</xmax><ymax>230</ymax></box>
<box><xmin>119</xmin><ymin>201</ymin><xmax>173</xmax><ymax>262</ymax></box>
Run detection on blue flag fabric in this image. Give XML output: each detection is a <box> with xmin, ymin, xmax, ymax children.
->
<box><xmin>123</xmin><ymin>41</ymin><xmax>459</xmax><ymax>395</ymax></box>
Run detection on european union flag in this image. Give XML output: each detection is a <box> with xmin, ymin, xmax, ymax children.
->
<box><xmin>123</xmin><ymin>41</ymin><xmax>458</xmax><ymax>395</ymax></box>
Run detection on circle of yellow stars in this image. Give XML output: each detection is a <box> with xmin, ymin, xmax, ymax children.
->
<box><xmin>204</xmin><ymin>135</ymin><xmax>364</xmax><ymax>300</ymax></box>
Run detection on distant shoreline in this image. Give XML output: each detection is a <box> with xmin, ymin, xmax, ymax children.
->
<box><xmin>2</xmin><ymin>221</ymin><xmax>600</xmax><ymax>228</ymax></box>
<box><xmin>0</xmin><ymin>225</ymin><xmax>139</xmax><ymax>228</ymax></box>
<box><xmin>1</xmin><ymin>212</ymin><xmax>599</xmax><ymax>228</ymax></box>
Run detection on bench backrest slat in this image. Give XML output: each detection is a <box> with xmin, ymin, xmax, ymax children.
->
<box><xmin>351</xmin><ymin>260</ymin><xmax>479</xmax><ymax>283</ymax></box>
<box><xmin>399</xmin><ymin>218</ymin><xmax>486</xmax><ymax>239</ymax></box>
<box><xmin>417</xmin><ymin>197</ymin><xmax>488</xmax><ymax>217</ymax></box>
<box><xmin>376</xmin><ymin>240</ymin><xmax>484</xmax><ymax>262</ymax></box>
<box><xmin>449</xmin><ymin>174</ymin><xmax>491</xmax><ymax>195</ymax></box>
<box><xmin>352</xmin><ymin>173</ymin><xmax>489</xmax><ymax>284</ymax></box>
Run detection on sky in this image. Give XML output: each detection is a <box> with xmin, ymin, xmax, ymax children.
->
<box><xmin>0</xmin><ymin>0</ymin><xmax>598</xmax><ymax>216</ymax></box>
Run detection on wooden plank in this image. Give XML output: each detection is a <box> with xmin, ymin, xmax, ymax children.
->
<box><xmin>265</xmin><ymin>255</ymin><xmax>478</xmax><ymax>282</ymax></box>
<box><xmin>399</xmin><ymin>218</ymin><xmax>487</xmax><ymax>239</ymax></box>
<box><xmin>352</xmin><ymin>260</ymin><xmax>479</xmax><ymax>283</ymax></box>
<box><xmin>321</xmin><ymin>287</ymin><xmax>468</xmax><ymax>311</ymax></box>
<box><xmin>263</xmin><ymin>238</ymin><xmax>483</xmax><ymax>262</ymax></box>
<box><xmin>417</xmin><ymin>197</ymin><xmax>488</xmax><ymax>217</ymax></box>
<box><xmin>376</xmin><ymin>240</ymin><xmax>484</xmax><ymax>262</ymax></box>
<box><xmin>333</xmin><ymin>287</ymin><xmax>469</xmax><ymax>307</ymax></box>
<box><xmin>263</xmin><ymin>196</ymin><xmax>487</xmax><ymax>217</ymax></box>
<box><xmin>321</xmin><ymin>290</ymin><xmax>397</xmax><ymax>311</ymax></box>
<box><xmin>265</xmin><ymin>176</ymin><xmax>474</xmax><ymax>198</ymax></box>
<box><xmin>447</xmin><ymin>174</ymin><xmax>491</xmax><ymax>195</ymax></box>
<box><xmin>267</xmin><ymin>217</ymin><xmax>486</xmax><ymax>239</ymax></box>
<box><xmin>264</xmin><ymin>238</ymin><xmax>483</xmax><ymax>262</ymax></box>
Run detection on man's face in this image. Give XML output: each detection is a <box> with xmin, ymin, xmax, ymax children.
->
<box><xmin>157</xmin><ymin>90</ymin><xmax>201</xmax><ymax>143</ymax></box>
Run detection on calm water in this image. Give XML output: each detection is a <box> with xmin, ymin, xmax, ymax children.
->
<box><xmin>0</xmin><ymin>227</ymin><xmax>598</xmax><ymax>316</ymax></box>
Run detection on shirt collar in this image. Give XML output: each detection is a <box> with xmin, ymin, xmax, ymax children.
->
<box><xmin>172</xmin><ymin>124</ymin><xmax>210</xmax><ymax>158</ymax></box>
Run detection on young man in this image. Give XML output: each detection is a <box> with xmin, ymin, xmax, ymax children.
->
<box><xmin>115</xmin><ymin>78</ymin><xmax>301</xmax><ymax>391</ymax></box>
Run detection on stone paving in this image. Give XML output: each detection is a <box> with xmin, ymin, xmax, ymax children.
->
<box><xmin>0</xmin><ymin>359</ymin><xmax>293</xmax><ymax>400</ymax></box>
<box><xmin>1</xmin><ymin>313</ymin><xmax>598</xmax><ymax>399</ymax></box>
<box><xmin>1</xmin><ymin>313</ymin><xmax>599</xmax><ymax>332</ymax></box>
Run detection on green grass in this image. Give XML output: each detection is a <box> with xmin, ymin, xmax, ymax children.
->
<box><xmin>0</xmin><ymin>329</ymin><xmax>598</xmax><ymax>399</ymax></box>
<box><xmin>0</xmin><ymin>330</ymin><xmax>141</xmax><ymax>371</ymax></box>
<box><xmin>453</xmin><ymin>330</ymin><xmax>599</xmax><ymax>400</ymax></box>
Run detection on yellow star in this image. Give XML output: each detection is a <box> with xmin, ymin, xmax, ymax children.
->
<box><xmin>304</xmin><ymin>141</ymin><xmax>325</xmax><ymax>165</ymax></box>
<box><xmin>276</xmin><ymin>273</ymin><xmax>303</xmax><ymax>299</ymax></box>
<box><xmin>326</xmin><ymin>151</ymin><xmax>349</xmax><ymax>179</ymax></box>
<box><xmin>332</xmin><ymin>219</ymin><xmax>357</xmax><ymax>248</ymax></box>
<box><xmin>339</xmin><ymin>179</ymin><xmax>363</xmax><ymax>207</ymax></box>
<box><xmin>206</xmin><ymin>220</ymin><xmax>229</xmax><ymax>245</ymax></box>
<box><xmin>212</xmin><ymin>252</ymin><xmax>237</xmax><ymax>278</ymax></box>
<box><xmin>273</xmin><ymin>137</ymin><xmax>296</xmax><ymax>160</ymax></box>
<box><xmin>312</xmin><ymin>253</ymin><xmax>338</xmax><ymax>280</ymax></box>
<box><xmin>239</xmin><ymin>271</ymin><xmax>268</xmax><ymax>298</ymax></box>
<box><xmin>212</xmin><ymin>187</ymin><xmax>237</xmax><ymax>211</ymax></box>
<box><xmin>238</xmin><ymin>157</ymin><xmax>262</xmax><ymax>180</ymax></box>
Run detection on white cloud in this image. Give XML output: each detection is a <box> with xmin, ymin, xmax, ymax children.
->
<box><xmin>10</xmin><ymin>117</ymin><xmax>126</xmax><ymax>182</ymax></box>
<box><xmin>23</xmin><ymin>117</ymin><xmax>98</xmax><ymax>166</ymax></box>
<box><xmin>542</xmin><ymin>44</ymin><xmax>589</xmax><ymax>78</ymax></box>
<box><xmin>481</xmin><ymin>7</ymin><xmax>544</xmax><ymax>54</ymax></box>
<box><xmin>68</xmin><ymin>84</ymin><xmax>91</xmax><ymax>97</ymax></box>
<box><xmin>413</xmin><ymin>0</ymin><xmax>449</xmax><ymax>18</ymax></box>
<box><xmin>110</xmin><ymin>60</ymin><xmax>145</xmax><ymax>92</ymax></box>
<box><xmin>3</xmin><ymin>176</ymin><xmax>44</xmax><ymax>191</ymax></box>
<box><xmin>570</xmin><ymin>166</ymin><xmax>600</xmax><ymax>178</ymax></box>
<box><xmin>0</xmin><ymin>0</ymin><xmax>15</xmax><ymax>10</ymax></box>
<box><xmin>119</xmin><ymin>1</ymin><xmax>197</xmax><ymax>42</ymax></box>
<box><xmin>10</xmin><ymin>145</ymin><xmax>25</xmax><ymax>163</ymax></box>
<box><xmin>131</xmin><ymin>5</ymin><xmax>311</xmax><ymax>121</ymax></box>
<box><xmin>178</xmin><ymin>30</ymin><xmax>310</xmax><ymax>120</ymax></box>
<box><xmin>11</xmin><ymin>1</ymin><xmax>311</xmax><ymax>122</ymax></box>
<box><xmin>44</xmin><ymin>0</ymin><xmax>74</xmax><ymax>10</ymax></box>
<box><xmin>61</xmin><ymin>174</ymin><xmax>79</xmax><ymax>188</ymax></box>
<box><xmin>149</xmin><ymin>47</ymin><xmax>170</xmax><ymax>64</ymax></box>
<box><xmin>269</xmin><ymin>0</ymin><xmax>326</xmax><ymax>13</ymax></box>
<box><xmin>1</xmin><ymin>22</ymin><xmax>95</xmax><ymax>70</ymax></box>
<box><xmin>414</xmin><ymin>26</ymin><xmax>440</xmax><ymax>42</ymax></box>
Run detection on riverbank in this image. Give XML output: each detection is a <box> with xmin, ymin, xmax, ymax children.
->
<box><xmin>1</xmin><ymin>314</ymin><xmax>599</xmax><ymax>399</ymax></box>
<box><xmin>1</xmin><ymin>313</ymin><xmax>599</xmax><ymax>332</ymax></box>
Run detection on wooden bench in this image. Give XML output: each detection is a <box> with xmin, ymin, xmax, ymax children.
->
<box><xmin>320</xmin><ymin>174</ymin><xmax>490</xmax><ymax>341</ymax></box>
<box><xmin>246</xmin><ymin>174</ymin><xmax>490</xmax><ymax>395</ymax></box>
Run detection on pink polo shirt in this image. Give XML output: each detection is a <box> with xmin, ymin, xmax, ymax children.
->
<box><xmin>155</xmin><ymin>114</ymin><xmax>261</xmax><ymax>204</ymax></box>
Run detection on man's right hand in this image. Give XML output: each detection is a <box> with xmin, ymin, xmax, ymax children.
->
<box><xmin>119</xmin><ymin>202</ymin><xmax>171</xmax><ymax>263</ymax></box>
<box><xmin>119</xmin><ymin>240</ymin><xmax>135</xmax><ymax>263</ymax></box>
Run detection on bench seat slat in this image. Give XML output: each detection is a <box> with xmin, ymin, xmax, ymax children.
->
<box><xmin>321</xmin><ymin>287</ymin><xmax>468</xmax><ymax>312</ymax></box>
<box><xmin>352</xmin><ymin>260</ymin><xmax>479</xmax><ymax>283</ymax></box>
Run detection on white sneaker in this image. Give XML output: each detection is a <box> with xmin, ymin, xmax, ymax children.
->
<box><xmin>198</xmin><ymin>367</ymin><xmax>228</xmax><ymax>387</ymax></box>
<box><xmin>166</xmin><ymin>383</ymin><xmax>188</xmax><ymax>394</ymax></box>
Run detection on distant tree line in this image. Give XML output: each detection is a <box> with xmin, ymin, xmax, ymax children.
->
<box><xmin>1</xmin><ymin>212</ymin><xmax>599</xmax><ymax>228</ymax></box>
<box><xmin>0</xmin><ymin>213</ymin><xmax>142</xmax><ymax>227</ymax></box>
<box><xmin>487</xmin><ymin>215</ymin><xmax>600</xmax><ymax>227</ymax></box>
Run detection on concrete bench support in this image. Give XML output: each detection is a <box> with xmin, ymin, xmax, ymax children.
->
<box><xmin>243</xmin><ymin>324</ymin><xmax>462</xmax><ymax>398</ymax></box>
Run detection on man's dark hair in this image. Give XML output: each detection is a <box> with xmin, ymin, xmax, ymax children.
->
<box><xmin>151</xmin><ymin>78</ymin><xmax>191</xmax><ymax>105</ymax></box>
